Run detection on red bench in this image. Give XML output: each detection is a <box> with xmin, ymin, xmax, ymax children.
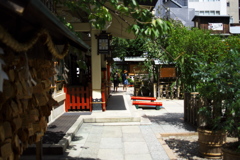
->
<box><xmin>132</xmin><ymin>101</ymin><xmax>163</xmax><ymax>110</ymax></box>
<box><xmin>131</xmin><ymin>96</ymin><xmax>156</xmax><ymax>102</ymax></box>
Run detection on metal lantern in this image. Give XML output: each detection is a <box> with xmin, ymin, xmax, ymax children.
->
<box><xmin>96</xmin><ymin>31</ymin><xmax>112</xmax><ymax>55</ymax></box>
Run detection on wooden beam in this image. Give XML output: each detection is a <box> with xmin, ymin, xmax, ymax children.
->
<box><xmin>71</xmin><ymin>22</ymin><xmax>91</xmax><ymax>32</ymax></box>
<box><xmin>36</xmin><ymin>140</ymin><xmax>42</xmax><ymax>160</ymax></box>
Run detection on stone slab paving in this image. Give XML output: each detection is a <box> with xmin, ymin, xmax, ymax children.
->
<box><xmin>66</xmin><ymin>123</ymin><xmax>170</xmax><ymax>160</ymax></box>
<box><xmin>20</xmin><ymin>86</ymin><xmax>196</xmax><ymax>160</ymax></box>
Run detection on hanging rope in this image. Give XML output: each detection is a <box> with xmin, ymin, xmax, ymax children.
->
<box><xmin>0</xmin><ymin>25</ymin><xmax>69</xmax><ymax>59</ymax></box>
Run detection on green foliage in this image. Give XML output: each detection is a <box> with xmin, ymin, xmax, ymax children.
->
<box><xmin>111</xmin><ymin>37</ymin><xmax>150</xmax><ymax>58</ymax></box>
<box><xmin>57</xmin><ymin>16</ymin><xmax>81</xmax><ymax>38</ymax></box>
<box><xmin>150</xmin><ymin>24</ymin><xmax>240</xmax><ymax>146</ymax></box>
<box><xmin>163</xmin><ymin>27</ymin><xmax>225</xmax><ymax>92</ymax></box>
<box><xmin>127</xmin><ymin>78</ymin><xmax>133</xmax><ymax>83</ymax></box>
<box><xmin>111</xmin><ymin>36</ymin><xmax>159</xmax><ymax>82</ymax></box>
<box><xmin>54</xmin><ymin>0</ymin><xmax>172</xmax><ymax>39</ymax></box>
<box><xmin>196</xmin><ymin>49</ymin><xmax>240</xmax><ymax>146</ymax></box>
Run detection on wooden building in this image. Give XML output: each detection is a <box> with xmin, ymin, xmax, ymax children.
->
<box><xmin>0</xmin><ymin>0</ymin><xmax>89</xmax><ymax>159</ymax></box>
<box><xmin>192</xmin><ymin>15</ymin><xmax>230</xmax><ymax>35</ymax></box>
<box><xmin>0</xmin><ymin>0</ymin><xmax>160</xmax><ymax>159</ymax></box>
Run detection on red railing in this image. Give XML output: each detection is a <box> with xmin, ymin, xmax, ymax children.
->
<box><xmin>64</xmin><ymin>86</ymin><xmax>92</xmax><ymax>111</ymax></box>
<box><xmin>64</xmin><ymin>83</ymin><xmax>110</xmax><ymax>112</ymax></box>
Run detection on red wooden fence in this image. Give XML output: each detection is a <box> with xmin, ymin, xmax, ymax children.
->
<box><xmin>64</xmin><ymin>83</ymin><xmax>110</xmax><ymax>112</ymax></box>
<box><xmin>64</xmin><ymin>86</ymin><xmax>92</xmax><ymax>111</ymax></box>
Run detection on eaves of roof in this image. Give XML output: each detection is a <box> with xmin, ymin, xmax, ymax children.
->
<box><xmin>0</xmin><ymin>0</ymin><xmax>90</xmax><ymax>51</ymax></box>
<box><xmin>192</xmin><ymin>15</ymin><xmax>230</xmax><ymax>21</ymax></box>
<box><xmin>138</xmin><ymin>0</ymin><xmax>158</xmax><ymax>7</ymax></box>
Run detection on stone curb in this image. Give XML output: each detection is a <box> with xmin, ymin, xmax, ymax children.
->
<box><xmin>160</xmin><ymin>132</ymin><xmax>198</xmax><ymax>137</ymax></box>
<box><xmin>158</xmin><ymin>138</ymin><xmax>178</xmax><ymax>160</ymax></box>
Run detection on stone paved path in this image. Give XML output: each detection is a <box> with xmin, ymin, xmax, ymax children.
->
<box><xmin>20</xmin><ymin>86</ymin><xmax>196</xmax><ymax>160</ymax></box>
<box><xmin>66</xmin><ymin>123</ymin><xmax>169</xmax><ymax>160</ymax></box>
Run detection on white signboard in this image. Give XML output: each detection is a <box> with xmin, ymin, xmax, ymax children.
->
<box><xmin>208</xmin><ymin>23</ymin><xmax>223</xmax><ymax>30</ymax></box>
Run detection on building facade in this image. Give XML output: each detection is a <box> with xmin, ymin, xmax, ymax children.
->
<box><xmin>189</xmin><ymin>0</ymin><xmax>227</xmax><ymax>16</ymax></box>
<box><xmin>226</xmin><ymin>0</ymin><xmax>240</xmax><ymax>23</ymax></box>
<box><xmin>154</xmin><ymin>0</ymin><xmax>194</xmax><ymax>27</ymax></box>
<box><xmin>155</xmin><ymin>0</ymin><xmax>240</xmax><ymax>27</ymax></box>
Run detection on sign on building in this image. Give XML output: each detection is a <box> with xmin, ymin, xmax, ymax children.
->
<box><xmin>208</xmin><ymin>23</ymin><xmax>223</xmax><ymax>30</ymax></box>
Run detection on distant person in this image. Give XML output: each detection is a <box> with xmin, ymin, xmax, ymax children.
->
<box><xmin>122</xmin><ymin>70</ymin><xmax>128</xmax><ymax>91</ymax></box>
<box><xmin>113</xmin><ymin>71</ymin><xmax>120</xmax><ymax>92</ymax></box>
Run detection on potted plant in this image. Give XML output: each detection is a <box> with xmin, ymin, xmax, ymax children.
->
<box><xmin>195</xmin><ymin>48</ymin><xmax>240</xmax><ymax>159</ymax></box>
<box><xmin>218</xmin><ymin>49</ymin><xmax>240</xmax><ymax>159</ymax></box>
<box><xmin>161</xmin><ymin>24</ymin><xmax>240</xmax><ymax>159</ymax></box>
<box><xmin>196</xmin><ymin>93</ymin><xmax>227</xmax><ymax>159</ymax></box>
<box><xmin>190</xmin><ymin>49</ymin><xmax>226</xmax><ymax>158</ymax></box>
<box><xmin>195</xmin><ymin>67</ymin><xmax>227</xmax><ymax>159</ymax></box>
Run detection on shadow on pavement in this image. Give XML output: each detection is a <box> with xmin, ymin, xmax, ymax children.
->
<box><xmin>42</xmin><ymin>112</ymin><xmax>91</xmax><ymax>144</ymax></box>
<box><xmin>143</xmin><ymin>112</ymin><xmax>196</xmax><ymax>132</ymax></box>
<box><xmin>106</xmin><ymin>95</ymin><xmax>126</xmax><ymax>110</ymax></box>
<box><xmin>165</xmin><ymin>138</ymin><xmax>201</xmax><ymax>160</ymax></box>
<box><xmin>42</xmin><ymin>131</ymin><xmax>65</xmax><ymax>144</ymax></box>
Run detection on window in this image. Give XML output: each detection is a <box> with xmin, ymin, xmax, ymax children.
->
<box><xmin>210</xmin><ymin>11</ymin><xmax>215</xmax><ymax>15</ymax></box>
<box><xmin>195</xmin><ymin>11</ymin><xmax>199</xmax><ymax>15</ymax></box>
<box><xmin>227</xmin><ymin>2</ymin><xmax>230</xmax><ymax>7</ymax></box>
<box><xmin>199</xmin><ymin>11</ymin><xmax>204</xmax><ymax>15</ymax></box>
<box><xmin>230</xmin><ymin>17</ymin><xmax>233</xmax><ymax>23</ymax></box>
<box><xmin>195</xmin><ymin>10</ymin><xmax>221</xmax><ymax>16</ymax></box>
<box><xmin>216</xmin><ymin>11</ymin><xmax>220</xmax><ymax>15</ymax></box>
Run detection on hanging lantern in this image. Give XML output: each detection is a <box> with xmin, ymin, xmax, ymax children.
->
<box><xmin>96</xmin><ymin>31</ymin><xmax>112</xmax><ymax>55</ymax></box>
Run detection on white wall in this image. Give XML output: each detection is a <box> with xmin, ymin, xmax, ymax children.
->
<box><xmin>227</xmin><ymin>0</ymin><xmax>239</xmax><ymax>23</ymax></box>
<box><xmin>220</xmin><ymin>0</ymin><xmax>227</xmax><ymax>15</ymax></box>
<box><xmin>189</xmin><ymin>0</ymin><xmax>227</xmax><ymax>15</ymax></box>
<box><xmin>48</xmin><ymin>89</ymin><xmax>66</xmax><ymax>124</ymax></box>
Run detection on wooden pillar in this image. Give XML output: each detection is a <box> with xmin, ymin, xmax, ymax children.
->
<box><xmin>91</xmin><ymin>29</ymin><xmax>102</xmax><ymax>111</ymax></box>
<box><xmin>107</xmin><ymin>64</ymin><xmax>111</xmax><ymax>96</ymax></box>
<box><xmin>153</xmin><ymin>83</ymin><xmax>157</xmax><ymax>98</ymax></box>
<box><xmin>184</xmin><ymin>92</ymin><xmax>190</xmax><ymax>122</ymax></box>
<box><xmin>36</xmin><ymin>139</ymin><xmax>42</xmax><ymax>160</ymax></box>
<box><xmin>156</xmin><ymin>66</ymin><xmax>160</xmax><ymax>99</ymax></box>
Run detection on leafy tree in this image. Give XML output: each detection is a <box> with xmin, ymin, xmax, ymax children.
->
<box><xmin>111</xmin><ymin>35</ymin><xmax>163</xmax><ymax>82</ymax></box>
<box><xmin>111</xmin><ymin>37</ymin><xmax>149</xmax><ymax>58</ymax></box>
<box><xmin>154</xmin><ymin>24</ymin><xmax>240</xmax><ymax>93</ymax></box>
<box><xmin>162</xmin><ymin>27</ymin><xmax>225</xmax><ymax>92</ymax></box>
<box><xmin>110</xmin><ymin>37</ymin><xmax>129</xmax><ymax>58</ymax></box>
<box><xmin>54</xmin><ymin>0</ymin><xmax>172</xmax><ymax>39</ymax></box>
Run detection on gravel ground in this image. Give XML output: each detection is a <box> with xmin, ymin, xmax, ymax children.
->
<box><xmin>163</xmin><ymin>135</ymin><xmax>237</xmax><ymax>160</ymax></box>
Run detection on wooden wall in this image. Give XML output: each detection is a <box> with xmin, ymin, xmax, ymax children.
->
<box><xmin>0</xmin><ymin>42</ymin><xmax>58</xmax><ymax>159</ymax></box>
<box><xmin>193</xmin><ymin>16</ymin><xmax>230</xmax><ymax>34</ymax></box>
